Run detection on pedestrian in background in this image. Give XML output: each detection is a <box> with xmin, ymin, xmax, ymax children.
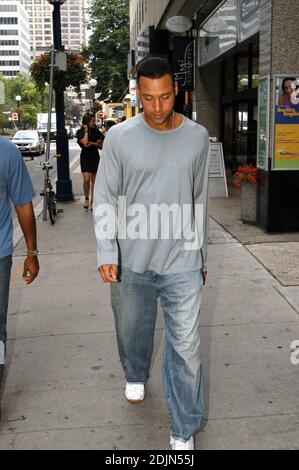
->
<box><xmin>77</xmin><ymin>112</ymin><xmax>104</xmax><ymax>211</ymax></box>
<box><xmin>0</xmin><ymin>135</ymin><xmax>39</xmax><ymax>419</ymax></box>
<box><xmin>94</xmin><ymin>56</ymin><xmax>210</xmax><ymax>450</ymax></box>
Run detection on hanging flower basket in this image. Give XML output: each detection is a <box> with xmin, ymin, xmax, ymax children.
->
<box><xmin>30</xmin><ymin>51</ymin><xmax>88</xmax><ymax>95</ymax></box>
<box><xmin>232</xmin><ymin>165</ymin><xmax>257</xmax><ymax>224</ymax></box>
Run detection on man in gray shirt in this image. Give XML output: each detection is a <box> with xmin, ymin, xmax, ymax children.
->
<box><xmin>94</xmin><ymin>56</ymin><xmax>210</xmax><ymax>450</ymax></box>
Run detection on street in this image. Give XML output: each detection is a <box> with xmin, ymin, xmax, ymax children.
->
<box><xmin>13</xmin><ymin>139</ymin><xmax>81</xmax><ymax>222</ymax></box>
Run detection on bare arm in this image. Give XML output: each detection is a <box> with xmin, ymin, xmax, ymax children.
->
<box><xmin>14</xmin><ymin>201</ymin><xmax>39</xmax><ymax>284</ymax></box>
<box><xmin>79</xmin><ymin>125</ymin><xmax>89</xmax><ymax>147</ymax></box>
<box><xmin>87</xmin><ymin>139</ymin><xmax>103</xmax><ymax>149</ymax></box>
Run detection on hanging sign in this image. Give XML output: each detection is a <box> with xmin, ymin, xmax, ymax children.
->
<box><xmin>173</xmin><ymin>37</ymin><xmax>194</xmax><ymax>91</ymax></box>
<box><xmin>238</xmin><ymin>0</ymin><xmax>260</xmax><ymax>42</ymax></box>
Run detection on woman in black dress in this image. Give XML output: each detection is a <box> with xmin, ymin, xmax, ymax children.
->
<box><xmin>77</xmin><ymin>112</ymin><xmax>104</xmax><ymax>210</ymax></box>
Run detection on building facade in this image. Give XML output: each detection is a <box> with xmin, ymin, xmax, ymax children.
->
<box><xmin>129</xmin><ymin>0</ymin><xmax>299</xmax><ymax>233</ymax></box>
<box><xmin>0</xmin><ymin>0</ymin><xmax>31</xmax><ymax>77</ymax></box>
<box><xmin>21</xmin><ymin>0</ymin><xmax>87</xmax><ymax>59</ymax></box>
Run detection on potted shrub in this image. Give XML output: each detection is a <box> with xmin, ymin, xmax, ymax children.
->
<box><xmin>232</xmin><ymin>165</ymin><xmax>257</xmax><ymax>223</ymax></box>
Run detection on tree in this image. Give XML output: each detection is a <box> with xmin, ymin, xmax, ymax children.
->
<box><xmin>87</xmin><ymin>0</ymin><xmax>129</xmax><ymax>102</ymax></box>
<box><xmin>4</xmin><ymin>74</ymin><xmax>42</xmax><ymax>128</ymax></box>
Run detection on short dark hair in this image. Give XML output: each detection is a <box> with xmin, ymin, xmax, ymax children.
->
<box><xmin>136</xmin><ymin>56</ymin><xmax>174</xmax><ymax>84</ymax></box>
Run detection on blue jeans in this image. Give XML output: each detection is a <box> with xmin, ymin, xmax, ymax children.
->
<box><xmin>0</xmin><ymin>255</ymin><xmax>12</xmax><ymax>386</ymax></box>
<box><xmin>110</xmin><ymin>267</ymin><xmax>204</xmax><ymax>441</ymax></box>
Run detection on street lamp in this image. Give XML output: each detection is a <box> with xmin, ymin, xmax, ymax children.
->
<box><xmin>15</xmin><ymin>95</ymin><xmax>21</xmax><ymax>128</ymax></box>
<box><xmin>89</xmin><ymin>78</ymin><xmax>97</xmax><ymax>111</ymax></box>
<box><xmin>47</xmin><ymin>0</ymin><xmax>73</xmax><ymax>202</ymax></box>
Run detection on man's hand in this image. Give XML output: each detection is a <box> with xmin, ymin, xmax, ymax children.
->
<box><xmin>202</xmin><ymin>271</ymin><xmax>208</xmax><ymax>285</ymax></box>
<box><xmin>99</xmin><ymin>264</ymin><xmax>118</xmax><ymax>283</ymax></box>
<box><xmin>23</xmin><ymin>255</ymin><xmax>39</xmax><ymax>285</ymax></box>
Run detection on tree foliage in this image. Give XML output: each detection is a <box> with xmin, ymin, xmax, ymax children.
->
<box><xmin>87</xmin><ymin>0</ymin><xmax>129</xmax><ymax>102</ymax></box>
<box><xmin>3</xmin><ymin>74</ymin><xmax>42</xmax><ymax>128</ymax></box>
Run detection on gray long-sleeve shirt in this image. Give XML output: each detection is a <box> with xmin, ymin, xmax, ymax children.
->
<box><xmin>94</xmin><ymin>113</ymin><xmax>210</xmax><ymax>275</ymax></box>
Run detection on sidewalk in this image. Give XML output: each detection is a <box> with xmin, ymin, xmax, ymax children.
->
<box><xmin>1</xmin><ymin>169</ymin><xmax>299</xmax><ymax>450</ymax></box>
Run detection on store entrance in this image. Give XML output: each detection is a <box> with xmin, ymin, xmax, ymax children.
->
<box><xmin>223</xmin><ymin>101</ymin><xmax>257</xmax><ymax>171</ymax></box>
<box><xmin>220</xmin><ymin>38</ymin><xmax>259</xmax><ymax>171</ymax></box>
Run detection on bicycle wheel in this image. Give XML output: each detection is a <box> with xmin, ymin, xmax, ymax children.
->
<box><xmin>47</xmin><ymin>191</ymin><xmax>57</xmax><ymax>225</ymax></box>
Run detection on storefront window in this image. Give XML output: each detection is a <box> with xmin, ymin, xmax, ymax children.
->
<box><xmin>237</xmin><ymin>56</ymin><xmax>249</xmax><ymax>91</ymax></box>
<box><xmin>224</xmin><ymin>57</ymin><xmax>234</xmax><ymax>95</ymax></box>
<box><xmin>199</xmin><ymin>0</ymin><xmax>237</xmax><ymax>66</ymax></box>
<box><xmin>252</xmin><ymin>55</ymin><xmax>259</xmax><ymax>88</ymax></box>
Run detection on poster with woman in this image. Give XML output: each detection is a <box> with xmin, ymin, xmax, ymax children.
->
<box><xmin>273</xmin><ymin>76</ymin><xmax>299</xmax><ymax>170</ymax></box>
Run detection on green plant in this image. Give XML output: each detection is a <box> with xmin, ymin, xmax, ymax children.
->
<box><xmin>30</xmin><ymin>51</ymin><xmax>88</xmax><ymax>95</ymax></box>
<box><xmin>232</xmin><ymin>165</ymin><xmax>257</xmax><ymax>188</ymax></box>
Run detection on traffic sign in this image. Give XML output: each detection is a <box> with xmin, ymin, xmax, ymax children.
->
<box><xmin>12</xmin><ymin>112</ymin><xmax>18</xmax><ymax>121</ymax></box>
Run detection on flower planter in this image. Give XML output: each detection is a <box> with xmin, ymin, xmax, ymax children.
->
<box><xmin>241</xmin><ymin>182</ymin><xmax>257</xmax><ymax>223</ymax></box>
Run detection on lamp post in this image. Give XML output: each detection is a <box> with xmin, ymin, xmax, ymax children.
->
<box><xmin>47</xmin><ymin>0</ymin><xmax>73</xmax><ymax>202</ymax></box>
<box><xmin>89</xmin><ymin>78</ymin><xmax>97</xmax><ymax>111</ymax></box>
<box><xmin>15</xmin><ymin>95</ymin><xmax>21</xmax><ymax>129</ymax></box>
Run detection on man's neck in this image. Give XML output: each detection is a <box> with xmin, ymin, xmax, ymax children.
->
<box><xmin>143</xmin><ymin>111</ymin><xmax>179</xmax><ymax>131</ymax></box>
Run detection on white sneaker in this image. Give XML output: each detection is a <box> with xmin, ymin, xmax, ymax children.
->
<box><xmin>125</xmin><ymin>382</ymin><xmax>145</xmax><ymax>403</ymax></box>
<box><xmin>170</xmin><ymin>435</ymin><xmax>194</xmax><ymax>450</ymax></box>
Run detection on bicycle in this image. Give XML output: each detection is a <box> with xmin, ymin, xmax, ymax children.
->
<box><xmin>33</xmin><ymin>154</ymin><xmax>63</xmax><ymax>225</ymax></box>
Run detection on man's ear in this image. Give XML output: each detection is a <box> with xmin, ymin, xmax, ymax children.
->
<box><xmin>174</xmin><ymin>81</ymin><xmax>179</xmax><ymax>96</ymax></box>
<box><xmin>136</xmin><ymin>85</ymin><xmax>140</xmax><ymax>98</ymax></box>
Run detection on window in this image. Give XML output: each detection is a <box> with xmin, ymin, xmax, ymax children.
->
<box><xmin>0</xmin><ymin>50</ymin><xmax>19</xmax><ymax>56</ymax></box>
<box><xmin>0</xmin><ymin>30</ymin><xmax>18</xmax><ymax>35</ymax></box>
<box><xmin>237</xmin><ymin>56</ymin><xmax>249</xmax><ymax>92</ymax></box>
<box><xmin>3</xmin><ymin>70</ymin><xmax>17</xmax><ymax>76</ymax></box>
<box><xmin>0</xmin><ymin>18</ymin><xmax>18</xmax><ymax>24</ymax></box>
<box><xmin>0</xmin><ymin>39</ymin><xmax>18</xmax><ymax>45</ymax></box>
<box><xmin>0</xmin><ymin>60</ymin><xmax>20</xmax><ymax>65</ymax></box>
<box><xmin>0</xmin><ymin>5</ymin><xmax>17</xmax><ymax>12</ymax></box>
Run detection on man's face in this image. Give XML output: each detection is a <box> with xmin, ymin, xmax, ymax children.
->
<box><xmin>137</xmin><ymin>74</ymin><xmax>178</xmax><ymax>129</ymax></box>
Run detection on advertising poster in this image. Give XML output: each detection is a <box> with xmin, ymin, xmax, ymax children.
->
<box><xmin>257</xmin><ymin>77</ymin><xmax>269</xmax><ymax>170</ymax></box>
<box><xmin>273</xmin><ymin>76</ymin><xmax>299</xmax><ymax>170</ymax></box>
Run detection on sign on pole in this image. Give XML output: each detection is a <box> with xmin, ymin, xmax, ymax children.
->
<box><xmin>257</xmin><ymin>77</ymin><xmax>270</xmax><ymax>170</ymax></box>
<box><xmin>11</xmin><ymin>112</ymin><xmax>18</xmax><ymax>121</ymax></box>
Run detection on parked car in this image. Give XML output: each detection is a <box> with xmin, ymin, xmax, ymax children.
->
<box><xmin>11</xmin><ymin>130</ymin><xmax>45</xmax><ymax>156</ymax></box>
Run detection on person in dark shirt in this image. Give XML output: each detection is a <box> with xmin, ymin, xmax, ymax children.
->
<box><xmin>77</xmin><ymin>112</ymin><xmax>104</xmax><ymax>211</ymax></box>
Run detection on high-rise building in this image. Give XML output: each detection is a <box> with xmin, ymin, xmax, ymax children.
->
<box><xmin>21</xmin><ymin>0</ymin><xmax>87</xmax><ymax>59</ymax></box>
<box><xmin>0</xmin><ymin>0</ymin><xmax>31</xmax><ymax>77</ymax></box>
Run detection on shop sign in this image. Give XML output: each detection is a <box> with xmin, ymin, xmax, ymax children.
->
<box><xmin>273</xmin><ymin>75</ymin><xmax>299</xmax><ymax>171</ymax></box>
<box><xmin>209</xmin><ymin>142</ymin><xmax>228</xmax><ymax>198</ymax></box>
<box><xmin>238</xmin><ymin>0</ymin><xmax>260</xmax><ymax>42</ymax></box>
<box><xmin>257</xmin><ymin>77</ymin><xmax>270</xmax><ymax>170</ymax></box>
<box><xmin>198</xmin><ymin>0</ymin><xmax>237</xmax><ymax>66</ymax></box>
<box><xmin>173</xmin><ymin>37</ymin><xmax>194</xmax><ymax>91</ymax></box>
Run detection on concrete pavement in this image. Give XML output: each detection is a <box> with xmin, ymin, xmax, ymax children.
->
<box><xmin>1</xmin><ymin>166</ymin><xmax>299</xmax><ymax>450</ymax></box>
